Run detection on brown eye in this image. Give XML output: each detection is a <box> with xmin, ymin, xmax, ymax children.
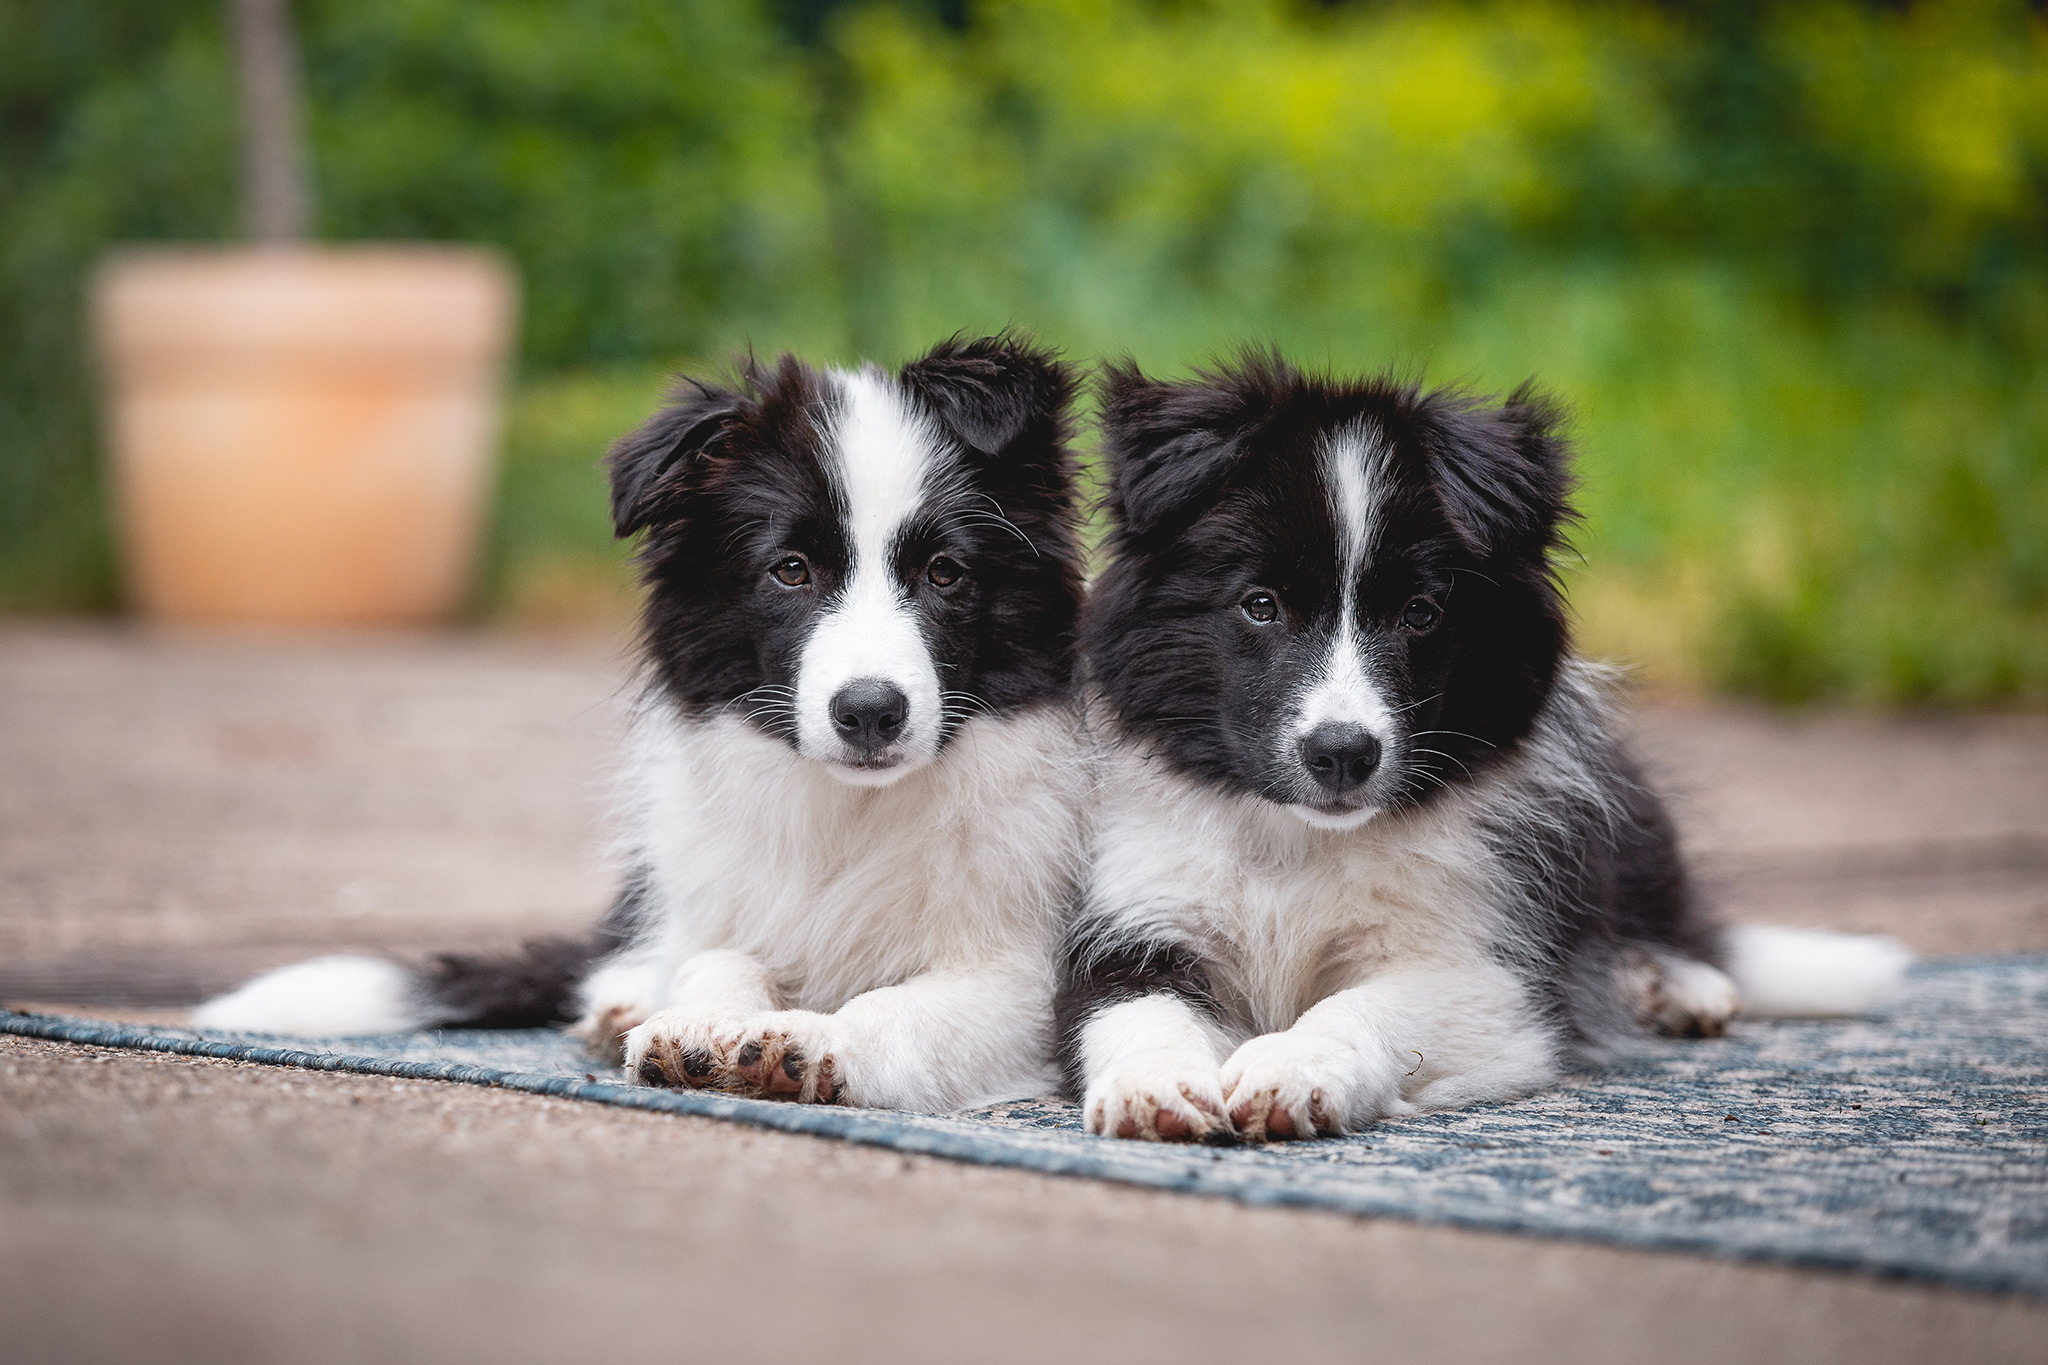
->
<box><xmin>927</xmin><ymin>555</ymin><xmax>963</xmax><ymax>588</ymax></box>
<box><xmin>1241</xmin><ymin>591</ymin><xmax>1279</xmax><ymax>624</ymax></box>
<box><xmin>772</xmin><ymin>555</ymin><xmax>810</xmax><ymax>587</ymax></box>
<box><xmin>1401</xmin><ymin>597</ymin><xmax>1441</xmax><ymax>633</ymax></box>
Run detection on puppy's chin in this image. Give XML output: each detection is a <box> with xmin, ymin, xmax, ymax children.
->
<box><xmin>817</xmin><ymin>747</ymin><xmax>929</xmax><ymax>789</ymax></box>
<box><xmin>1285</xmin><ymin>801</ymin><xmax>1383</xmax><ymax>832</ymax></box>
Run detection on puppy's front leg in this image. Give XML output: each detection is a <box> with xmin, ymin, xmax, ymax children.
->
<box><xmin>1221</xmin><ymin>962</ymin><xmax>1559</xmax><ymax>1141</ymax></box>
<box><xmin>1072</xmin><ymin>994</ymin><xmax>1233</xmax><ymax>1142</ymax></box>
<box><xmin>782</xmin><ymin>961</ymin><xmax>1053</xmax><ymax>1112</ymax></box>
<box><xmin>573</xmin><ymin>952</ymin><xmax>666</xmax><ymax>1063</ymax></box>
<box><xmin>1056</xmin><ymin>927</ymin><xmax>1232</xmax><ymax>1141</ymax></box>
<box><xmin>622</xmin><ymin>950</ymin><xmax>780</xmax><ymax>1089</ymax></box>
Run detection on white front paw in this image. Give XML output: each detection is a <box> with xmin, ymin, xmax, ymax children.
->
<box><xmin>573</xmin><ymin>999</ymin><xmax>654</xmax><ymax>1066</ymax></box>
<box><xmin>1084</xmin><ymin>1053</ymin><xmax>1228</xmax><ymax>1143</ymax></box>
<box><xmin>623</xmin><ymin>1007</ymin><xmax>750</xmax><ymax>1090</ymax></box>
<box><xmin>1220</xmin><ymin>1031</ymin><xmax>1410</xmax><ymax>1142</ymax></box>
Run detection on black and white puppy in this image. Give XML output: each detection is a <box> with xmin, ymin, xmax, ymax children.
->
<box><xmin>200</xmin><ymin>335</ymin><xmax>1090</xmax><ymax>1112</ymax></box>
<box><xmin>1057</xmin><ymin>352</ymin><xmax>1908</xmax><ymax>1143</ymax></box>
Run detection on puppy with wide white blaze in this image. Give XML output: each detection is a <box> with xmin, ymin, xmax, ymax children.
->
<box><xmin>199</xmin><ymin>335</ymin><xmax>1091</xmax><ymax>1113</ymax></box>
<box><xmin>1057</xmin><ymin>352</ymin><xmax>1911</xmax><ymax>1144</ymax></box>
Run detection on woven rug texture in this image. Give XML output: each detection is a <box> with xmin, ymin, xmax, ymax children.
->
<box><xmin>7</xmin><ymin>954</ymin><xmax>2044</xmax><ymax>1296</ymax></box>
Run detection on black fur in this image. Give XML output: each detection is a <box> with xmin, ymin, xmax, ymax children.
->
<box><xmin>419</xmin><ymin>935</ymin><xmax>613</xmax><ymax>1029</ymax></box>
<box><xmin>1475</xmin><ymin>721</ymin><xmax>1722</xmax><ymax>1050</ymax></box>
<box><xmin>1052</xmin><ymin>924</ymin><xmax>1218</xmax><ymax>1097</ymax></box>
<box><xmin>412</xmin><ymin>871</ymin><xmax>644</xmax><ymax>1029</ymax></box>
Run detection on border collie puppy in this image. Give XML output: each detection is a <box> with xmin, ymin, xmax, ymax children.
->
<box><xmin>1057</xmin><ymin>353</ymin><xmax>1909</xmax><ymax>1143</ymax></box>
<box><xmin>199</xmin><ymin>335</ymin><xmax>1090</xmax><ymax>1112</ymax></box>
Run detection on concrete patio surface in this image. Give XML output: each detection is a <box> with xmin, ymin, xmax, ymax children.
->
<box><xmin>3</xmin><ymin>622</ymin><xmax>2045</xmax><ymax>1364</ymax></box>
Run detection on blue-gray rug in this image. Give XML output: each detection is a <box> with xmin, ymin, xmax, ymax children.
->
<box><xmin>7</xmin><ymin>954</ymin><xmax>2045</xmax><ymax>1296</ymax></box>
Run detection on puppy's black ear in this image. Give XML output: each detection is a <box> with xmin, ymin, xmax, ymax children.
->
<box><xmin>899</xmin><ymin>333</ymin><xmax>1072</xmax><ymax>456</ymax></box>
<box><xmin>1423</xmin><ymin>382</ymin><xmax>1576</xmax><ymax>562</ymax></box>
<box><xmin>1098</xmin><ymin>352</ymin><xmax>1283</xmax><ymax>536</ymax></box>
<box><xmin>607</xmin><ymin>379</ymin><xmax>749</xmax><ymax>537</ymax></box>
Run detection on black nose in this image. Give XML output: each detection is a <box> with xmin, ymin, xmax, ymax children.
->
<box><xmin>829</xmin><ymin>679</ymin><xmax>908</xmax><ymax>751</ymax></box>
<box><xmin>1300</xmin><ymin>723</ymin><xmax>1381</xmax><ymax>794</ymax></box>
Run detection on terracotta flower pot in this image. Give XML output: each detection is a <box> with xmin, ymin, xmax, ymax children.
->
<box><xmin>93</xmin><ymin>246</ymin><xmax>517</xmax><ymax>625</ymax></box>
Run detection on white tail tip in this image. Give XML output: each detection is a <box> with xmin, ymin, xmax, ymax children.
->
<box><xmin>1725</xmin><ymin>925</ymin><xmax>1914</xmax><ymax>1018</ymax></box>
<box><xmin>192</xmin><ymin>955</ymin><xmax>426</xmax><ymax>1036</ymax></box>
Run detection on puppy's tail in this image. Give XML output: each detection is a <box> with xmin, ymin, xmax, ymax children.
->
<box><xmin>1723</xmin><ymin>925</ymin><xmax>1914</xmax><ymax>1018</ymax></box>
<box><xmin>191</xmin><ymin>936</ymin><xmax>607</xmax><ymax>1037</ymax></box>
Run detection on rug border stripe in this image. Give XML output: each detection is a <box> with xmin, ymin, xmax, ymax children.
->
<box><xmin>4</xmin><ymin>1008</ymin><xmax>2038</xmax><ymax>1299</ymax></box>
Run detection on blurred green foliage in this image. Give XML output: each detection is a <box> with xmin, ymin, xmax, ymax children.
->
<box><xmin>3</xmin><ymin>0</ymin><xmax>2044</xmax><ymax>703</ymax></box>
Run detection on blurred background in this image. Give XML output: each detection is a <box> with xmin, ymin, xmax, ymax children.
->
<box><xmin>5</xmin><ymin>11</ymin><xmax>2047</xmax><ymax>1353</ymax></box>
<box><xmin>4</xmin><ymin>0</ymin><xmax>2046</xmax><ymax>703</ymax></box>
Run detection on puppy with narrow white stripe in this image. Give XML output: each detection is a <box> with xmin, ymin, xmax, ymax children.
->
<box><xmin>1057</xmin><ymin>352</ymin><xmax>1910</xmax><ymax>1143</ymax></box>
<box><xmin>199</xmin><ymin>335</ymin><xmax>1090</xmax><ymax>1113</ymax></box>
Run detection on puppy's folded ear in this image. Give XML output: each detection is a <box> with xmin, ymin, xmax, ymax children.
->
<box><xmin>1423</xmin><ymin>382</ymin><xmax>1575</xmax><ymax>561</ymax></box>
<box><xmin>1098</xmin><ymin>352</ymin><xmax>1280</xmax><ymax>536</ymax></box>
<box><xmin>607</xmin><ymin>379</ymin><xmax>749</xmax><ymax>537</ymax></box>
<box><xmin>899</xmin><ymin>332</ymin><xmax>1073</xmax><ymax>457</ymax></box>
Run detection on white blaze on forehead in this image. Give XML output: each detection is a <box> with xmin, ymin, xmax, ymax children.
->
<box><xmin>792</xmin><ymin>365</ymin><xmax>949</xmax><ymax>784</ymax></box>
<box><xmin>830</xmin><ymin>365</ymin><xmax>941</xmax><ymax>569</ymax></box>
<box><xmin>1326</xmin><ymin>420</ymin><xmax>1383</xmax><ymax>596</ymax></box>
<box><xmin>1290</xmin><ymin>420</ymin><xmax>1396</xmax><ymax>752</ymax></box>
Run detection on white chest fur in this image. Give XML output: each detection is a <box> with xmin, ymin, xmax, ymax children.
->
<box><xmin>1087</xmin><ymin>743</ymin><xmax>1513</xmax><ymax>1035</ymax></box>
<box><xmin>623</xmin><ymin>701</ymin><xmax>1090</xmax><ymax>1011</ymax></box>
